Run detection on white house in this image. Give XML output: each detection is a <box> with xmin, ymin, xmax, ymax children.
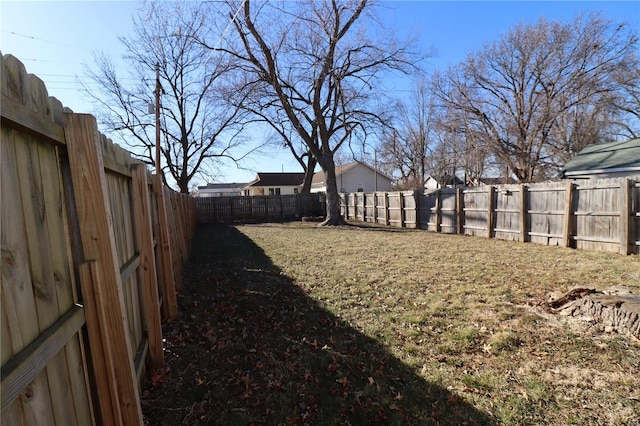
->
<box><xmin>311</xmin><ymin>161</ymin><xmax>393</xmax><ymax>193</ymax></box>
<box><xmin>194</xmin><ymin>182</ymin><xmax>247</xmax><ymax>198</ymax></box>
<box><xmin>242</xmin><ymin>172</ymin><xmax>305</xmax><ymax>196</ymax></box>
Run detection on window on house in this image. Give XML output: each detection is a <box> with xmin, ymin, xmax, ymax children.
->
<box><xmin>243</xmin><ymin>190</ymin><xmax>250</xmax><ymax>196</ymax></box>
<box><xmin>269</xmin><ymin>188</ymin><xmax>281</xmax><ymax>195</ymax></box>
<box><xmin>357</xmin><ymin>185</ymin><xmax>364</xmax><ymax>192</ymax></box>
<box><xmin>294</xmin><ymin>188</ymin><xmax>299</xmax><ymax>194</ymax></box>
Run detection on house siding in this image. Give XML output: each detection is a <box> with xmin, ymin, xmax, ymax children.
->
<box><xmin>312</xmin><ymin>163</ymin><xmax>392</xmax><ymax>193</ymax></box>
<box><xmin>245</xmin><ymin>186</ymin><xmax>301</xmax><ymax>196</ymax></box>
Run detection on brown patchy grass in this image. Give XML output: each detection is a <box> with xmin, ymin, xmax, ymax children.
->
<box><xmin>143</xmin><ymin>222</ymin><xmax>640</xmax><ymax>425</ymax></box>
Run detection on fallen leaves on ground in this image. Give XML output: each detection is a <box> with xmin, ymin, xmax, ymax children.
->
<box><xmin>141</xmin><ymin>225</ymin><xmax>492</xmax><ymax>425</ymax></box>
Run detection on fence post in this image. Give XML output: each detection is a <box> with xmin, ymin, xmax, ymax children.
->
<box><xmin>264</xmin><ymin>196</ymin><xmax>269</xmax><ymax>220</ymax></box>
<box><xmin>435</xmin><ymin>189</ymin><xmax>441</xmax><ymax>233</ymax></box>
<box><xmin>520</xmin><ymin>184</ymin><xmax>528</xmax><ymax>242</ymax></box>
<box><xmin>131</xmin><ymin>164</ymin><xmax>163</xmax><ymax>371</ymax></box>
<box><xmin>414</xmin><ymin>190</ymin><xmax>420</xmax><ymax>229</ymax></box>
<box><xmin>153</xmin><ymin>175</ymin><xmax>178</xmax><ymax>320</ymax></box>
<box><xmin>399</xmin><ymin>192</ymin><xmax>406</xmax><ymax>227</ymax></box>
<box><xmin>563</xmin><ymin>181</ymin><xmax>574</xmax><ymax>248</ymax></box>
<box><xmin>279</xmin><ymin>194</ymin><xmax>284</xmax><ymax>220</ymax></box>
<box><xmin>373</xmin><ymin>193</ymin><xmax>378</xmax><ymax>224</ymax></box>
<box><xmin>456</xmin><ymin>187</ymin><xmax>464</xmax><ymax>235</ymax></box>
<box><xmin>351</xmin><ymin>193</ymin><xmax>357</xmax><ymax>220</ymax></box>
<box><xmin>363</xmin><ymin>193</ymin><xmax>368</xmax><ymax>222</ymax></box>
<box><xmin>620</xmin><ymin>178</ymin><xmax>631</xmax><ymax>255</ymax></box>
<box><xmin>487</xmin><ymin>185</ymin><xmax>494</xmax><ymax>238</ymax></box>
<box><xmin>164</xmin><ymin>187</ymin><xmax>183</xmax><ymax>292</ymax></box>
<box><xmin>171</xmin><ymin>192</ymin><xmax>188</xmax><ymax>264</ymax></box>
<box><xmin>383</xmin><ymin>192</ymin><xmax>389</xmax><ymax>226</ymax></box>
<box><xmin>63</xmin><ymin>113</ymin><xmax>143</xmax><ymax>426</ymax></box>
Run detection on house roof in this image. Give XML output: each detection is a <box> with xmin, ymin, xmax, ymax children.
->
<box><xmin>425</xmin><ymin>174</ymin><xmax>464</xmax><ymax>186</ymax></box>
<box><xmin>245</xmin><ymin>172</ymin><xmax>306</xmax><ymax>187</ymax></box>
<box><xmin>562</xmin><ymin>138</ymin><xmax>640</xmax><ymax>176</ymax></box>
<box><xmin>312</xmin><ymin>161</ymin><xmax>391</xmax><ymax>184</ymax></box>
<box><xmin>198</xmin><ymin>182</ymin><xmax>247</xmax><ymax>190</ymax></box>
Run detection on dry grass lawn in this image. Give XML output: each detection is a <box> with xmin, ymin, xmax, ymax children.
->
<box><xmin>142</xmin><ymin>222</ymin><xmax>639</xmax><ymax>425</ymax></box>
<box><xmin>236</xmin><ymin>222</ymin><xmax>640</xmax><ymax>424</ymax></box>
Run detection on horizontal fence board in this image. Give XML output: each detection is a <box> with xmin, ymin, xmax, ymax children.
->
<box><xmin>0</xmin><ymin>94</ymin><xmax>66</xmax><ymax>147</ymax></box>
<box><xmin>1</xmin><ymin>305</ymin><xmax>85</xmax><ymax>411</ymax></box>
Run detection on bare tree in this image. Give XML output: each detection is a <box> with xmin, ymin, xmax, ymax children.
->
<box><xmin>229</xmin><ymin>83</ymin><xmax>318</xmax><ymax>192</ymax></box>
<box><xmin>609</xmin><ymin>59</ymin><xmax>640</xmax><ymax>138</ymax></box>
<box><xmin>379</xmin><ymin>78</ymin><xmax>438</xmax><ymax>189</ymax></box>
<box><xmin>221</xmin><ymin>0</ymin><xmax>418</xmax><ymax>224</ymax></box>
<box><xmin>86</xmin><ymin>1</ymin><xmax>249</xmax><ymax>192</ymax></box>
<box><xmin>435</xmin><ymin>112</ymin><xmax>493</xmax><ymax>185</ymax></box>
<box><xmin>433</xmin><ymin>13</ymin><xmax>639</xmax><ymax>182</ymax></box>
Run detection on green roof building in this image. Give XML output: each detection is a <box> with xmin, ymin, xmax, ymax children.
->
<box><xmin>562</xmin><ymin>138</ymin><xmax>640</xmax><ymax>179</ymax></box>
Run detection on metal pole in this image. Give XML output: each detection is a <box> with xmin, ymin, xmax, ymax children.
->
<box><xmin>155</xmin><ymin>63</ymin><xmax>161</xmax><ymax>174</ymax></box>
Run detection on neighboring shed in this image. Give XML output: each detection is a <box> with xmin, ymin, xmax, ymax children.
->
<box><xmin>562</xmin><ymin>138</ymin><xmax>640</xmax><ymax>179</ymax></box>
<box><xmin>311</xmin><ymin>161</ymin><xmax>393</xmax><ymax>193</ymax></box>
<box><xmin>424</xmin><ymin>174</ymin><xmax>465</xmax><ymax>189</ymax></box>
<box><xmin>195</xmin><ymin>182</ymin><xmax>247</xmax><ymax>198</ymax></box>
<box><xmin>243</xmin><ymin>172</ymin><xmax>305</xmax><ymax>196</ymax></box>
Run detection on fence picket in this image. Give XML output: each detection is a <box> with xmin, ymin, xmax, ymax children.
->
<box><xmin>131</xmin><ymin>165</ymin><xmax>164</xmax><ymax>370</ymax></box>
<box><xmin>64</xmin><ymin>112</ymin><xmax>143</xmax><ymax>426</ymax></box>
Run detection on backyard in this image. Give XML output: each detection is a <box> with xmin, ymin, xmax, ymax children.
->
<box><xmin>141</xmin><ymin>222</ymin><xmax>640</xmax><ymax>425</ymax></box>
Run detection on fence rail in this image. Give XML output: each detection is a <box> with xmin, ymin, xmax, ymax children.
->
<box><xmin>197</xmin><ymin>193</ymin><xmax>326</xmax><ymax>224</ymax></box>
<box><xmin>1</xmin><ymin>53</ymin><xmax>195</xmax><ymax>425</ymax></box>
<box><xmin>340</xmin><ymin>178</ymin><xmax>640</xmax><ymax>255</ymax></box>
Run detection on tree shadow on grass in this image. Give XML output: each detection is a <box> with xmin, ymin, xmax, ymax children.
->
<box><xmin>142</xmin><ymin>224</ymin><xmax>495</xmax><ymax>425</ymax></box>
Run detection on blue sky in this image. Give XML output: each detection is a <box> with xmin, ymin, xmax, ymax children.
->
<box><xmin>2</xmin><ymin>1</ymin><xmax>639</xmax><ymax>186</ymax></box>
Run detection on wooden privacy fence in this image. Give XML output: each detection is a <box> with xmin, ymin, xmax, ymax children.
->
<box><xmin>1</xmin><ymin>54</ymin><xmax>195</xmax><ymax>425</ymax></box>
<box><xmin>340</xmin><ymin>177</ymin><xmax>640</xmax><ymax>255</ymax></box>
<box><xmin>197</xmin><ymin>193</ymin><xmax>326</xmax><ymax>224</ymax></box>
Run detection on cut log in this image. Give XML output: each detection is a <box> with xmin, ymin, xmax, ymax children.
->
<box><xmin>543</xmin><ymin>287</ymin><xmax>640</xmax><ymax>340</ymax></box>
<box><xmin>543</xmin><ymin>288</ymin><xmax>599</xmax><ymax>311</ymax></box>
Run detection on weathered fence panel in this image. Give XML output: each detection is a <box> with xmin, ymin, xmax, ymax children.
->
<box><xmin>440</xmin><ymin>189</ymin><xmax>458</xmax><ymax>234</ymax></box>
<box><xmin>573</xmin><ymin>180</ymin><xmax>623</xmax><ymax>252</ymax></box>
<box><xmin>527</xmin><ymin>182</ymin><xmax>566</xmax><ymax>247</ymax></box>
<box><xmin>387</xmin><ymin>192</ymin><xmax>402</xmax><ymax>227</ymax></box>
<box><xmin>462</xmin><ymin>187</ymin><xmax>490</xmax><ymax>237</ymax></box>
<box><xmin>1</xmin><ymin>54</ymin><xmax>94</xmax><ymax>426</ymax></box>
<box><xmin>340</xmin><ymin>176</ymin><xmax>640</xmax><ymax>255</ymax></box>
<box><xmin>1</xmin><ymin>53</ymin><xmax>195</xmax><ymax>425</ymax></box>
<box><xmin>493</xmin><ymin>185</ymin><xmax>523</xmax><ymax>242</ymax></box>
<box><xmin>402</xmin><ymin>191</ymin><xmax>418</xmax><ymax>228</ymax></box>
<box><xmin>196</xmin><ymin>193</ymin><xmax>325</xmax><ymax>224</ymax></box>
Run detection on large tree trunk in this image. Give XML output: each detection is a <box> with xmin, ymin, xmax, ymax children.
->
<box><xmin>316</xmin><ymin>153</ymin><xmax>346</xmax><ymax>226</ymax></box>
<box><xmin>300</xmin><ymin>156</ymin><xmax>317</xmax><ymax>194</ymax></box>
<box><xmin>177</xmin><ymin>176</ymin><xmax>190</xmax><ymax>193</ymax></box>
